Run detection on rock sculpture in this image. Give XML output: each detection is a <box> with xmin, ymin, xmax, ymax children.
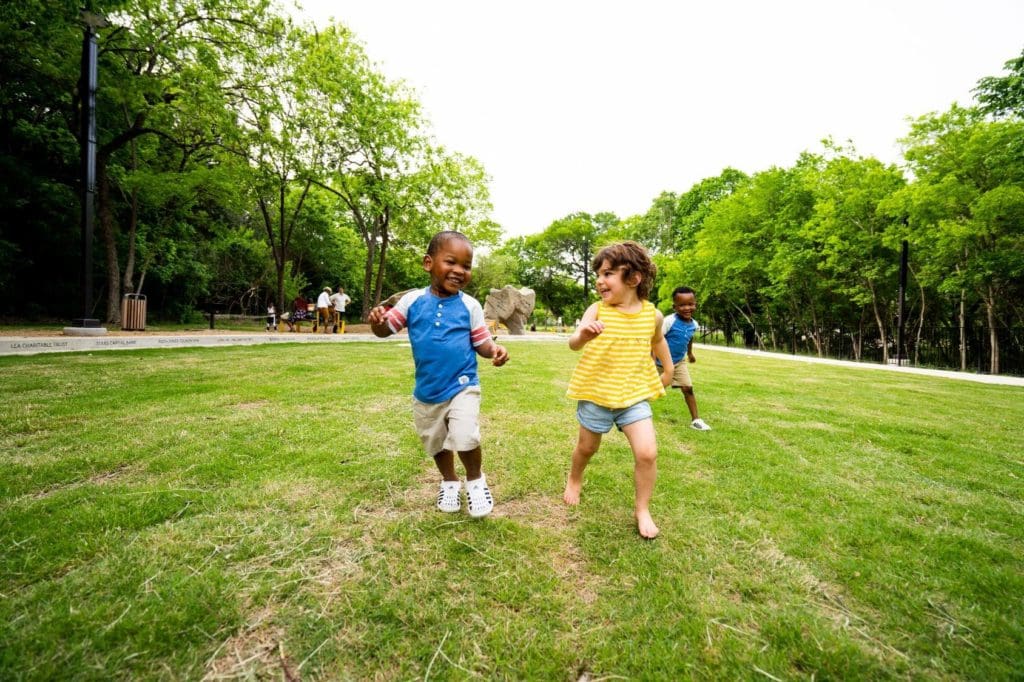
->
<box><xmin>483</xmin><ymin>285</ymin><xmax>536</xmax><ymax>335</ymax></box>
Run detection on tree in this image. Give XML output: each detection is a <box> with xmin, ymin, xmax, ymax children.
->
<box><xmin>299</xmin><ymin>23</ymin><xmax>498</xmax><ymax>317</ymax></box>
<box><xmin>974</xmin><ymin>47</ymin><xmax>1024</xmax><ymax>119</ymax></box>
<box><xmin>802</xmin><ymin>145</ymin><xmax>907</xmax><ymax>360</ymax></box>
<box><xmin>674</xmin><ymin>167</ymin><xmax>800</xmax><ymax>349</ymax></box>
<box><xmin>90</xmin><ymin>0</ymin><xmax>276</xmax><ymax>324</ymax></box>
<box><xmin>0</xmin><ymin>1</ymin><xmax>95</xmax><ymax>316</ymax></box>
<box><xmin>673</xmin><ymin>168</ymin><xmax>749</xmax><ymax>252</ymax></box>
<box><xmin>527</xmin><ymin>212</ymin><xmax>619</xmax><ymax>307</ymax></box>
<box><xmin>896</xmin><ymin>105</ymin><xmax>1024</xmax><ymax>372</ymax></box>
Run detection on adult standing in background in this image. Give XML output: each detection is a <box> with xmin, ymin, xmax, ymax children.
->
<box><xmin>316</xmin><ymin>287</ymin><xmax>333</xmax><ymax>333</ymax></box>
<box><xmin>330</xmin><ymin>287</ymin><xmax>351</xmax><ymax>334</ymax></box>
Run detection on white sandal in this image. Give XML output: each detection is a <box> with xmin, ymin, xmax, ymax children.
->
<box><xmin>465</xmin><ymin>474</ymin><xmax>494</xmax><ymax>518</ymax></box>
<box><xmin>436</xmin><ymin>480</ymin><xmax>462</xmax><ymax>513</ymax></box>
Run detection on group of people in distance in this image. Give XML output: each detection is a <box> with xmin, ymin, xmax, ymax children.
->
<box><xmin>369</xmin><ymin>230</ymin><xmax>710</xmax><ymax>539</ymax></box>
<box><xmin>267</xmin><ymin>287</ymin><xmax>352</xmax><ymax>333</ymax></box>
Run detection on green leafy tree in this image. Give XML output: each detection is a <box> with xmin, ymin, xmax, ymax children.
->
<box><xmin>974</xmin><ymin>47</ymin><xmax>1024</xmax><ymax>118</ymax></box>
<box><xmin>802</xmin><ymin>145</ymin><xmax>907</xmax><ymax>360</ymax></box>
<box><xmin>895</xmin><ymin>105</ymin><xmax>1024</xmax><ymax>372</ymax></box>
<box><xmin>298</xmin><ymin>24</ymin><xmax>498</xmax><ymax>317</ymax></box>
<box><xmin>90</xmin><ymin>0</ymin><xmax>276</xmax><ymax>323</ymax></box>
<box><xmin>0</xmin><ymin>2</ymin><xmax>97</xmax><ymax>316</ymax></box>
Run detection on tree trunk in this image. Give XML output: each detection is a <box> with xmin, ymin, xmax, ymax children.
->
<box><xmin>258</xmin><ymin>196</ymin><xmax>286</xmax><ymax>315</ymax></box>
<box><xmin>868</xmin><ymin>280</ymin><xmax>888</xmax><ymax>363</ymax></box>
<box><xmin>372</xmin><ymin>214</ymin><xmax>390</xmax><ymax>307</ymax></box>
<box><xmin>122</xmin><ymin>186</ymin><xmax>138</xmax><ymax>296</ymax></box>
<box><xmin>361</xmin><ymin>231</ymin><xmax>377</xmax><ymax>320</ymax></box>
<box><xmin>985</xmin><ymin>287</ymin><xmax>999</xmax><ymax>374</ymax></box>
<box><xmin>121</xmin><ymin>139</ymin><xmax>139</xmax><ymax>296</ymax></box>
<box><xmin>97</xmin><ymin>161</ymin><xmax>122</xmax><ymax>326</ymax></box>
<box><xmin>959</xmin><ymin>289</ymin><xmax>967</xmax><ymax>371</ymax></box>
<box><xmin>912</xmin><ymin>265</ymin><xmax>926</xmax><ymax>366</ymax></box>
<box><xmin>809</xmin><ymin>303</ymin><xmax>823</xmax><ymax>356</ymax></box>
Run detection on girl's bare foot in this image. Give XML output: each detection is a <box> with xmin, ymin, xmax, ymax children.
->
<box><xmin>563</xmin><ymin>476</ymin><xmax>583</xmax><ymax>505</ymax></box>
<box><xmin>636</xmin><ymin>510</ymin><xmax>659</xmax><ymax>539</ymax></box>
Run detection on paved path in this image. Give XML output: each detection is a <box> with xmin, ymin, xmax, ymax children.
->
<box><xmin>1</xmin><ymin>331</ymin><xmax>1021</xmax><ymax>387</ymax></box>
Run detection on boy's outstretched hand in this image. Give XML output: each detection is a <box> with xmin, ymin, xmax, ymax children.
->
<box><xmin>491</xmin><ymin>343</ymin><xmax>509</xmax><ymax>367</ymax></box>
<box><xmin>368</xmin><ymin>305</ymin><xmax>394</xmax><ymax>338</ymax></box>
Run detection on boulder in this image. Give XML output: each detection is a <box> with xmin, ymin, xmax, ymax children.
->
<box><xmin>483</xmin><ymin>285</ymin><xmax>536</xmax><ymax>335</ymax></box>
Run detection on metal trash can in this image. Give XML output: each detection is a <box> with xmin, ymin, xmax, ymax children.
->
<box><xmin>121</xmin><ymin>293</ymin><xmax>147</xmax><ymax>331</ymax></box>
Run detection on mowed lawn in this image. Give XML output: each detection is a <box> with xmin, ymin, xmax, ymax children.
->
<box><xmin>1</xmin><ymin>340</ymin><xmax>1021</xmax><ymax>680</ymax></box>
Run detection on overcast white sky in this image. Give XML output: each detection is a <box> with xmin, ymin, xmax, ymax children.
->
<box><xmin>295</xmin><ymin>0</ymin><xmax>1024</xmax><ymax>238</ymax></box>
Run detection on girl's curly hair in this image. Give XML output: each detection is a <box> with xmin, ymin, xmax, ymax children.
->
<box><xmin>591</xmin><ymin>241</ymin><xmax>657</xmax><ymax>300</ymax></box>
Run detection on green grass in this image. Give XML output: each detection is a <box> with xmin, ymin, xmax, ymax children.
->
<box><xmin>1</xmin><ymin>342</ymin><xmax>1021</xmax><ymax>680</ymax></box>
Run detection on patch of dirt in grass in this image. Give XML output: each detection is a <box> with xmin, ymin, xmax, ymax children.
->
<box><xmin>26</xmin><ymin>462</ymin><xmax>135</xmax><ymax>501</ymax></box>
<box><xmin>203</xmin><ymin>607</ymin><xmax>296</xmax><ymax>681</ymax></box>
<box><xmin>233</xmin><ymin>400</ymin><xmax>270</xmax><ymax>411</ymax></box>
<box><xmin>493</xmin><ymin>495</ymin><xmax>603</xmax><ymax>606</ymax></box>
<box><xmin>260</xmin><ymin>477</ymin><xmax>343</xmax><ymax>508</ymax></box>
<box><xmin>210</xmin><ymin>471</ymin><xmax>605</xmax><ymax>678</ymax></box>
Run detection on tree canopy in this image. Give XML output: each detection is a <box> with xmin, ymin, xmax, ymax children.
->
<box><xmin>0</xmin><ymin>14</ymin><xmax>1020</xmax><ymax>371</ymax></box>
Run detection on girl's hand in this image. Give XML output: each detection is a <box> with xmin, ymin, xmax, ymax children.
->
<box><xmin>491</xmin><ymin>344</ymin><xmax>509</xmax><ymax>366</ymax></box>
<box><xmin>661</xmin><ymin>368</ymin><xmax>673</xmax><ymax>387</ymax></box>
<box><xmin>577</xmin><ymin>320</ymin><xmax>605</xmax><ymax>342</ymax></box>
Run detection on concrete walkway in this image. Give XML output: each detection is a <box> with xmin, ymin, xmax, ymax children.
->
<box><xmin>1</xmin><ymin>330</ymin><xmax>1021</xmax><ymax>387</ymax></box>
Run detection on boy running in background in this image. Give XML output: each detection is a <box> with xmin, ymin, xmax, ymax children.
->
<box><xmin>661</xmin><ymin>286</ymin><xmax>711</xmax><ymax>431</ymax></box>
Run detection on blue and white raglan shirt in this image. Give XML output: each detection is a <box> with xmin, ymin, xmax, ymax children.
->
<box><xmin>661</xmin><ymin>313</ymin><xmax>700</xmax><ymax>365</ymax></box>
<box><xmin>382</xmin><ymin>288</ymin><xmax>492</xmax><ymax>403</ymax></box>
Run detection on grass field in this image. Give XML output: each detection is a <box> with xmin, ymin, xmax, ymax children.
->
<box><xmin>1</xmin><ymin>341</ymin><xmax>1022</xmax><ymax>680</ymax></box>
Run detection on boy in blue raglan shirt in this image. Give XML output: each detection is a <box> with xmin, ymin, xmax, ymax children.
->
<box><xmin>368</xmin><ymin>231</ymin><xmax>509</xmax><ymax>517</ymax></box>
<box><xmin>660</xmin><ymin>286</ymin><xmax>711</xmax><ymax>431</ymax></box>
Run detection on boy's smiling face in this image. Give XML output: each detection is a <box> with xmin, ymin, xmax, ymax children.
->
<box><xmin>672</xmin><ymin>292</ymin><xmax>697</xmax><ymax>321</ymax></box>
<box><xmin>424</xmin><ymin>237</ymin><xmax>473</xmax><ymax>297</ymax></box>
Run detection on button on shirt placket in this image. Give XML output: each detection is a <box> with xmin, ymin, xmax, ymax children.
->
<box><xmin>433</xmin><ymin>302</ymin><xmax>443</xmax><ymax>335</ymax></box>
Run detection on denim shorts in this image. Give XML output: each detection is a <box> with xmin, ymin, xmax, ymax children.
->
<box><xmin>576</xmin><ymin>399</ymin><xmax>652</xmax><ymax>434</ymax></box>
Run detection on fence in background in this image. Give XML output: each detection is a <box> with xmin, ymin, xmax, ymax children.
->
<box><xmin>702</xmin><ymin>326</ymin><xmax>1024</xmax><ymax>377</ymax></box>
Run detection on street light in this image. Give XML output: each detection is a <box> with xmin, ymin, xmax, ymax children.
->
<box><xmin>67</xmin><ymin>6</ymin><xmax>109</xmax><ymax>335</ymax></box>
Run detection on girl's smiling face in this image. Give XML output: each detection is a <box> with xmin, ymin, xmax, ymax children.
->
<box><xmin>594</xmin><ymin>259</ymin><xmax>638</xmax><ymax>306</ymax></box>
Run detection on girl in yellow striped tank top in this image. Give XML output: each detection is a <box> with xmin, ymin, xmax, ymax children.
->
<box><xmin>563</xmin><ymin>242</ymin><xmax>674</xmax><ymax>539</ymax></box>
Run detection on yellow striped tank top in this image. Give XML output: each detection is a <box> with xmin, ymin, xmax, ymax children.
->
<box><xmin>566</xmin><ymin>300</ymin><xmax>666</xmax><ymax>409</ymax></box>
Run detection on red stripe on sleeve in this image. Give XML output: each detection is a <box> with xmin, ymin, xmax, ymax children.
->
<box><xmin>386</xmin><ymin>308</ymin><xmax>407</xmax><ymax>333</ymax></box>
<box><xmin>470</xmin><ymin>326</ymin><xmax>491</xmax><ymax>346</ymax></box>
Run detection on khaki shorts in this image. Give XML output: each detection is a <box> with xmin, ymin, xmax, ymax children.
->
<box><xmin>412</xmin><ymin>385</ymin><xmax>481</xmax><ymax>455</ymax></box>
<box><xmin>671</xmin><ymin>359</ymin><xmax>693</xmax><ymax>388</ymax></box>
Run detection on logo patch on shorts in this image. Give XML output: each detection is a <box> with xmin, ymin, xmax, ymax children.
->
<box><xmin>458</xmin><ymin>375</ymin><xmax>469</xmax><ymax>385</ymax></box>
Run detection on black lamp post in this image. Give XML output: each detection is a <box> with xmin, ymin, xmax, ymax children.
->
<box><xmin>896</xmin><ymin>239</ymin><xmax>909</xmax><ymax>366</ymax></box>
<box><xmin>71</xmin><ymin>7</ymin><xmax>107</xmax><ymax>329</ymax></box>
